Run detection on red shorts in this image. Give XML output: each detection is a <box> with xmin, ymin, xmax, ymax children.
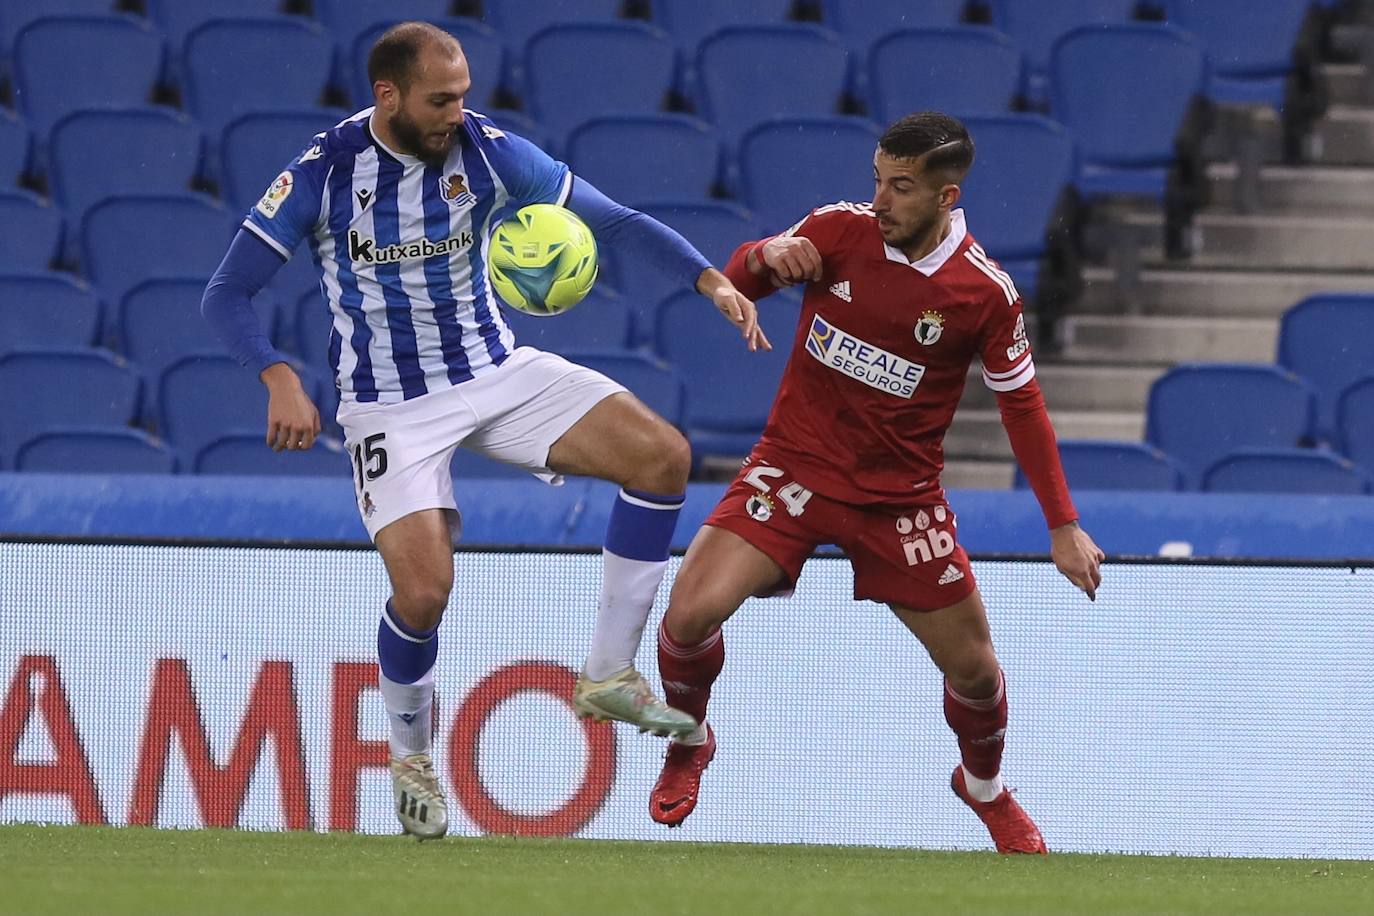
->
<box><xmin>704</xmin><ymin>454</ymin><xmax>977</xmax><ymax>611</ymax></box>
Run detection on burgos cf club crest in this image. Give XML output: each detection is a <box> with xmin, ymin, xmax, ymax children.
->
<box><xmin>914</xmin><ymin>310</ymin><xmax>945</xmax><ymax>346</ymax></box>
<box><xmin>441</xmin><ymin>173</ymin><xmax>475</xmax><ymax>209</ymax></box>
<box><xmin>745</xmin><ymin>491</ymin><xmax>775</xmax><ymax>522</ymax></box>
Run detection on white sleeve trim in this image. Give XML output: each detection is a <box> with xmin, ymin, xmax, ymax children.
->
<box><xmin>555</xmin><ymin>170</ymin><xmax>573</xmax><ymax>206</ymax></box>
<box><xmin>241</xmin><ymin>219</ymin><xmax>292</xmax><ymax>260</ymax></box>
<box><xmin>983</xmin><ymin>358</ymin><xmax>1036</xmax><ymax>391</ymax></box>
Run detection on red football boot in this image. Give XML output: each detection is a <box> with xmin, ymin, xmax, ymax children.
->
<box><xmin>950</xmin><ymin>766</ymin><xmax>1048</xmax><ymax>854</ymax></box>
<box><xmin>649</xmin><ymin>725</ymin><xmax>716</xmax><ymax>827</ymax></box>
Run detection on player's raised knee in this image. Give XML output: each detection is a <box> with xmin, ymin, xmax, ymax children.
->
<box><xmin>627</xmin><ymin>423</ymin><xmax>691</xmax><ymax>492</ymax></box>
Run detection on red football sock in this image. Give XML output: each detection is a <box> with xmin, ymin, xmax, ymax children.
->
<box><xmin>943</xmin><ymin>670</ymin><xmax>1007</xmax><ymax>780</ymax></box>
<box><xmin>657</xmin><ymin>619</ymin><xmax>724</xmax><ymax>724</ymax></box>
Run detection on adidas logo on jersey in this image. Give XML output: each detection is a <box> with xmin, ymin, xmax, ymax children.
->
<box><xmin>938</xmin><ymin>563</ymin><xmax>965</xmax><ymax>586</ymax></box>
<box><xmin>829</xmin><ymin>280</ymin><xmax>852</xmax><ymax>302</ymax></box>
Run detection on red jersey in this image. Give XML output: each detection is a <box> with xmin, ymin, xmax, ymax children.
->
<box><xmin>726</xmin><ymin>203</ymin><xmax>1035</xmax><ymax>508</ymax></box>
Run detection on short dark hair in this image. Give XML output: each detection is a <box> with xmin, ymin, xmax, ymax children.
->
<box><xmin>879</xmin><ymin>112</ymin><xmax>974</xmax><ymax>180</ymax></box>
<box><xmin>367</xmin><ymin>21</ymin><xmax>460</xmax><ymax>92</ymax></box>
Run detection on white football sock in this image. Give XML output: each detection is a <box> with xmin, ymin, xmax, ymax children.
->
<box><xmin>962</xmin><ymin>766</ymin><xmax>1005</xmax><ymax>803</ymax></box>
<box><xmin>378</xmin><ymin>668</ymin><xmax>434</xmax><ymax>758</ymax></box>
<box><xmin>583</xmin><ymin>551</ymin><xmax>669</xmax><ymax>681</ymax></box>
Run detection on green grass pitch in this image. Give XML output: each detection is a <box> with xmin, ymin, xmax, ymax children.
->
<box><xmin>2</xmin><ymin>825</ymin><xmax>1371</xmax><ymax>916</ymax></box>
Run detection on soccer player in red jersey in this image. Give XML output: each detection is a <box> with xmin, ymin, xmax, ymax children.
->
<box><xmin>648</xmin><ymin>112</ymin><xmax>1104</xmax><ymax>853</ymax></box>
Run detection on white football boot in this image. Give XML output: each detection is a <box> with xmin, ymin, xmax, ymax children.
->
<box><xmin>390</xmin><ymin>753</ymin><xmax>448</xmax><ymax>840</ymax></box>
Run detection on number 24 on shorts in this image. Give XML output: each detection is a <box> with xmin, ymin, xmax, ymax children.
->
<box><xmin>745</xmin><ymin>465</ymin><xmax>813</xmax><ymax>517</ymax></box>
<box><xmin>352</xmin><ymin>433</ymin><xmax>388</xmax><ymax>490</ymax></box>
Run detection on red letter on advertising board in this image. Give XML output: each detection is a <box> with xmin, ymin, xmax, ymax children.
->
<box><xmin>328</xmin><ymin>661</ymin><xmax>389</xmax><ymax>831</ymax></box>
<box><xmin>0</xmin><ymin>655</ymin><xmax>106</xmax><ymax>824</ymax></box>
<box><xmin>127</xmin><ymin>659</ymin><xmax>311</xmax><ymax>829</ymax></box>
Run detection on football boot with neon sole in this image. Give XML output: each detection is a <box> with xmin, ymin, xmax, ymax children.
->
<box><xmin>572</xmin><ymin>667</ymin><xmax>698</xmax><ymax>738</ymax></box>
<box><xmin>649</xmin><ymin>724</ymin><xmax>716</xmax><ymax>827</ymax></box>
<box><xmin>391</xmin><ymin>753</ymin><xmax>448</xmax><ymax>840</ymax></box>
<box><xmin>950</xmin><ymin>765</ymin><xmax>1047</xmax><ymax>854</ymax></box>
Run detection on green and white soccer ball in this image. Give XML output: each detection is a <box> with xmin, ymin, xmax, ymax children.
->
<box><xmin>488</xmin><ymin>203</ymin><xmax>598</xmax><ymax>316</ymax></box>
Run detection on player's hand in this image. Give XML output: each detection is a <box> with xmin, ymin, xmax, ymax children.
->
<box><xmin>698</xmin><ymin>268</ymin><xmax>772</xmax><ymax>352</ymax></box>
<box><xmin>760</xmin><ymin>236</ymin><xmax>823</xmax><ymax>286</ymax></box>
<box><xmin>1050</xmin><ymin>521</ymin><xmax>1105</xmax><ymax>601</ymax></box>
<box><xmin>260</xmin><ymin>362</ymin><xmax>321</xmax><ymax>452</ymax></box>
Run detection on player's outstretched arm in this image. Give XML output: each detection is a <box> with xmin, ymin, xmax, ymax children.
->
<box><xmin>697</xmin><ymin>267</ymin><xmax>770</xmax><ymax>352</ymax></box>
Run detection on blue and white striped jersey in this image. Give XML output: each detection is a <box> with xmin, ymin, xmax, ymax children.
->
<box><xmin>242</xmin><ymin>108</ymin><xmax>571</xmax><ymax>404</ymax></box>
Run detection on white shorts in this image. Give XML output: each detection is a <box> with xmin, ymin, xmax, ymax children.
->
<box><xmin>337</xmin><ymin>347</ymin><xmax>626</xmax><ymax>542</ymax></box>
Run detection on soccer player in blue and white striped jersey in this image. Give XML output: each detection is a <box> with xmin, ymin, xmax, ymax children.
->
<box><xmin>202</xmin><ymin>22</ymin><xmax>769</xmax><ymax>839</ymax></box>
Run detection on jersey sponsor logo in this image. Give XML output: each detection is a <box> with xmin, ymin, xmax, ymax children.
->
<box><xmin>913</xmin><ymin>310</ymin><xmax>944</xmax><ymax>346</ymax></box>
<box><xmin>255</xmin><ymin>170</ymin><xmax>294</xmax><ymax>218</ymax></box>
<box><xmin>896</xmin><ymin>505</ymin><xmax>955</xmax><ymax>567</ymax></box>
<box><xmin>1005</xmin><ymin>313</ymin><xmax>1029</xmax><ymax>361</ymax></box>
<box><xmin>347</xmin><ymin>229</ymin><xmax>475</xmax><ymax>265</ymax></box>
<box><xmin>441</xmin><ymin>173</ymin><xmax>475</xmax><ymax>209</ymax></box>
<box><xmin>805</xmin><ymin>315</ymin><xmax>925</xmax><ymax>398</ymax></box>
<box><xmin>829</xmin><ymin>280</ymin><xmax>852</xmax><ymax>302</ymax></box>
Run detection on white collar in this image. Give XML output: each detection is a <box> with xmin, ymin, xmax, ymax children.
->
<box><xmin>367</xmin><ymin>109</ymin><xmax>422</xmax><ymax>165</ymax></box>
<box><xmin>882</xmin><ymin>209</ymin><xmax>967</xmax><ymax>277</ymax></box>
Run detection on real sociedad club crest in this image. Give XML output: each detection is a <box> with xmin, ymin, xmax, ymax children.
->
<box><xmin>914</xmin><ymin>310</ymin><xmax>944</xmax><ymax>346</ymax></box>
<box><xmin>441</xmin><ymin>173</ymin><xmax>475</xmax><ymax>209</ymax></box>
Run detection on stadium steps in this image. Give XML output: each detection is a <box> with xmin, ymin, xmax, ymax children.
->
<box><xmin>1081</xmin><ymin>265</ymin><xmax>1374</xmax><ymax>317</ymax></box>
<box><xmin>1207</xmin><ymin>162</ymin><xmax>1374</xmax><ymax>213</ymax></box>
<box><xmin>1324</xmin><ymin>62</ymin><xmax>1371</xmax><ymax>107</ymax></box>
<box><xmin>944</xmin><ymin>408</ymin><xmax>1144</xmax><ymax>462</ymax></box>
<box><xmin>1058</xmin><ymin>314</ymin><xmax>1279</xmax><ymax>363</ymax></box>
<box><xmin>1128</xmin><ymin>211</ymin><xmax>1374</xmax><ymax>270</ymax></box>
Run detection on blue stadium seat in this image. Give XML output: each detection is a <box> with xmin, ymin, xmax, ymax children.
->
<box><xmin>566</xmin><ymin>115</ymin><xmax>720</xmax><ymax>205</ymax></box>
<box><xmin>656</xmin><ymin>288</ymin><xmax>801</xmax><ymax>459</ymax></box>
<box><xmin>697</xmin><ymin>26</ymin><xmax>850</xmax><ymax>145</ymax></box>
<box><xmin>82</xmin><ymin>194</ymin><xmax>235</xmax><ymax>305</ymax></box>
<box><xmin>1050</xmin><ymin>24</ymin><xmax>1206</xmax><ymax>201</ymax></box>
<box><xmin>957</xmin><ymin>114</ymin><xmax>1076</xmax><ymax>301</ymax></box>
<box><xmin>0</xmin><ymin>192</ymin><xmax>64</xmax><ymax>272</ymax></box>
<box><xmin>0</xmin><ymin>1</ymin><xmax>121</xmax><ymax>56</ymax></box>
<box><xmin>655</xmin><ymin>0</ymin><xmax>796</xmax><ymax>58</ymax></box>
<box><xmin>1203</xmin><ymin>447</ymin><xmax>1371</xmax><ymax>495</ymax></box>
<box><xmin>1338</xmin><ymin>377</ymin><xmax>1374</xmax><ymax>471</ymax></box>
<box><xmin>0</xmin><ymin>110</ymin><xmax>31</xmax><ymax>188</ymax></box>
<box><xmin>350</xmin><ymin>18</ymin><xmax>505</xmax><ymax>110</ymax></box>
<box><xmin>499</xmin><ymin>288</ymin><xmax>633</xmax><ymax>354</ymax></box>
<box><xmin>450</xmin><ymin>447</ymin><xmax>534</xmax><ymax>480</ymax></box>
<box><xmin>12</xmin><ymin>15</ymin><xmax>166</xmax><ymax>140</ymax></box>
<box><xmin>221</xmin><ymin>109</ymin><xmax>350</xmax><ymax>212</ymax></box>
<box><xmin>868</xmin><ymin>28</ymin><xmax>1020</xmax><ymax>124</ymax></box>
<box><xmin>318</xmin><ymin>0</ymin><xmax>454</xmax><ymax>47</ymax></box>
<box><xmin>49</xmin><ymin>108</ymin><xmax>204</xmax><ymax>222</ymax></box>
<box><xmin>160</xmin><ymin>354</ymin><xmax>315</xmax><ymax>456</ymax></box>
<box><xmin>560</xmin><ymin>350</ymin><xmax>685</xmax><ymax>426</ymax></box>
<box><xmin>121</xmin><ymin>278</ymin><xmax>280</xmax><ymax>384</ymax></box>
<box><xmin>478</xmin><ymin>109</ymin><xmax>550</xmax><ymax>152</ymax></box>
<box><xmin>0</xmin><ymin>349</ymin><xmax>142</xmax><ymax>463</ymax></box>
<box><xmin>0</xmin><ymin>273</ymin><xmax>102</xmax><ymax>354</ymax></box>
<box><xmin>1164</xmin><ymin>0</ymin><xmax>1311</xmax><ymax>108</ymax></box>
<box><xmin>618</xmin><ymin>202</ymin><xmax>760</xmax><ymax>343</ymax></box>
<box><xmin>524</xmin><ymin>23</ymin><xmax>676</xmax><ymax>141</ymax></box>
<box><xmin>990</xmin><ymin>0</ymin><xmax>1140</xmax><ymax>104</ymax></box>
<box><xmin>16</xmin><ymin>428</ymin><xmax>177</xmax><ymax>474</ymax></box>
<box><xmin>1013</xmin><ymin>440</ymin><xmax>1185</xmax><ymax>491</ymax></box>
<box><xmin>824</xmin><ymin>0</ymin><xmax>969</xmax><ymax>53</ymax></box>
<box><xmin>1146</xmin><ymin>363</ymin><xmax>1317</xmax><ymax>487</ymax></box>
<box><xmin>196</xmin><ymin>433</ymin><xmax>349</xmax><ymax>476</ymax></box>
<box><xmin>482</xmin><ymin>0</ymin><xmax>625</xmax><ymax>62</ymax></box>
<box><xmin>1277</xmin><ymin>293</ymin><xmax>1374</xmax><ymax>442</ymax></box>
<box><xmin>183</xmin><ymin>18</ymin><xmax>335</xmax><ymax>140</ymax></box>
<box><xmin>739</xmin><ymin>118</ymin><xmax>881</xmax><ymax>232</ymax></box>
<box><xmin>146</xmin><ymin>0</ymin><xmax>291</xmax><ymax>53</ymax></box>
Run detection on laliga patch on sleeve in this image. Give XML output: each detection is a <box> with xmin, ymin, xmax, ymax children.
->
<box><xmin>255</xmin><ymin>170</ymin><xmax>294</xmax><ymax>218</ymax></box>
